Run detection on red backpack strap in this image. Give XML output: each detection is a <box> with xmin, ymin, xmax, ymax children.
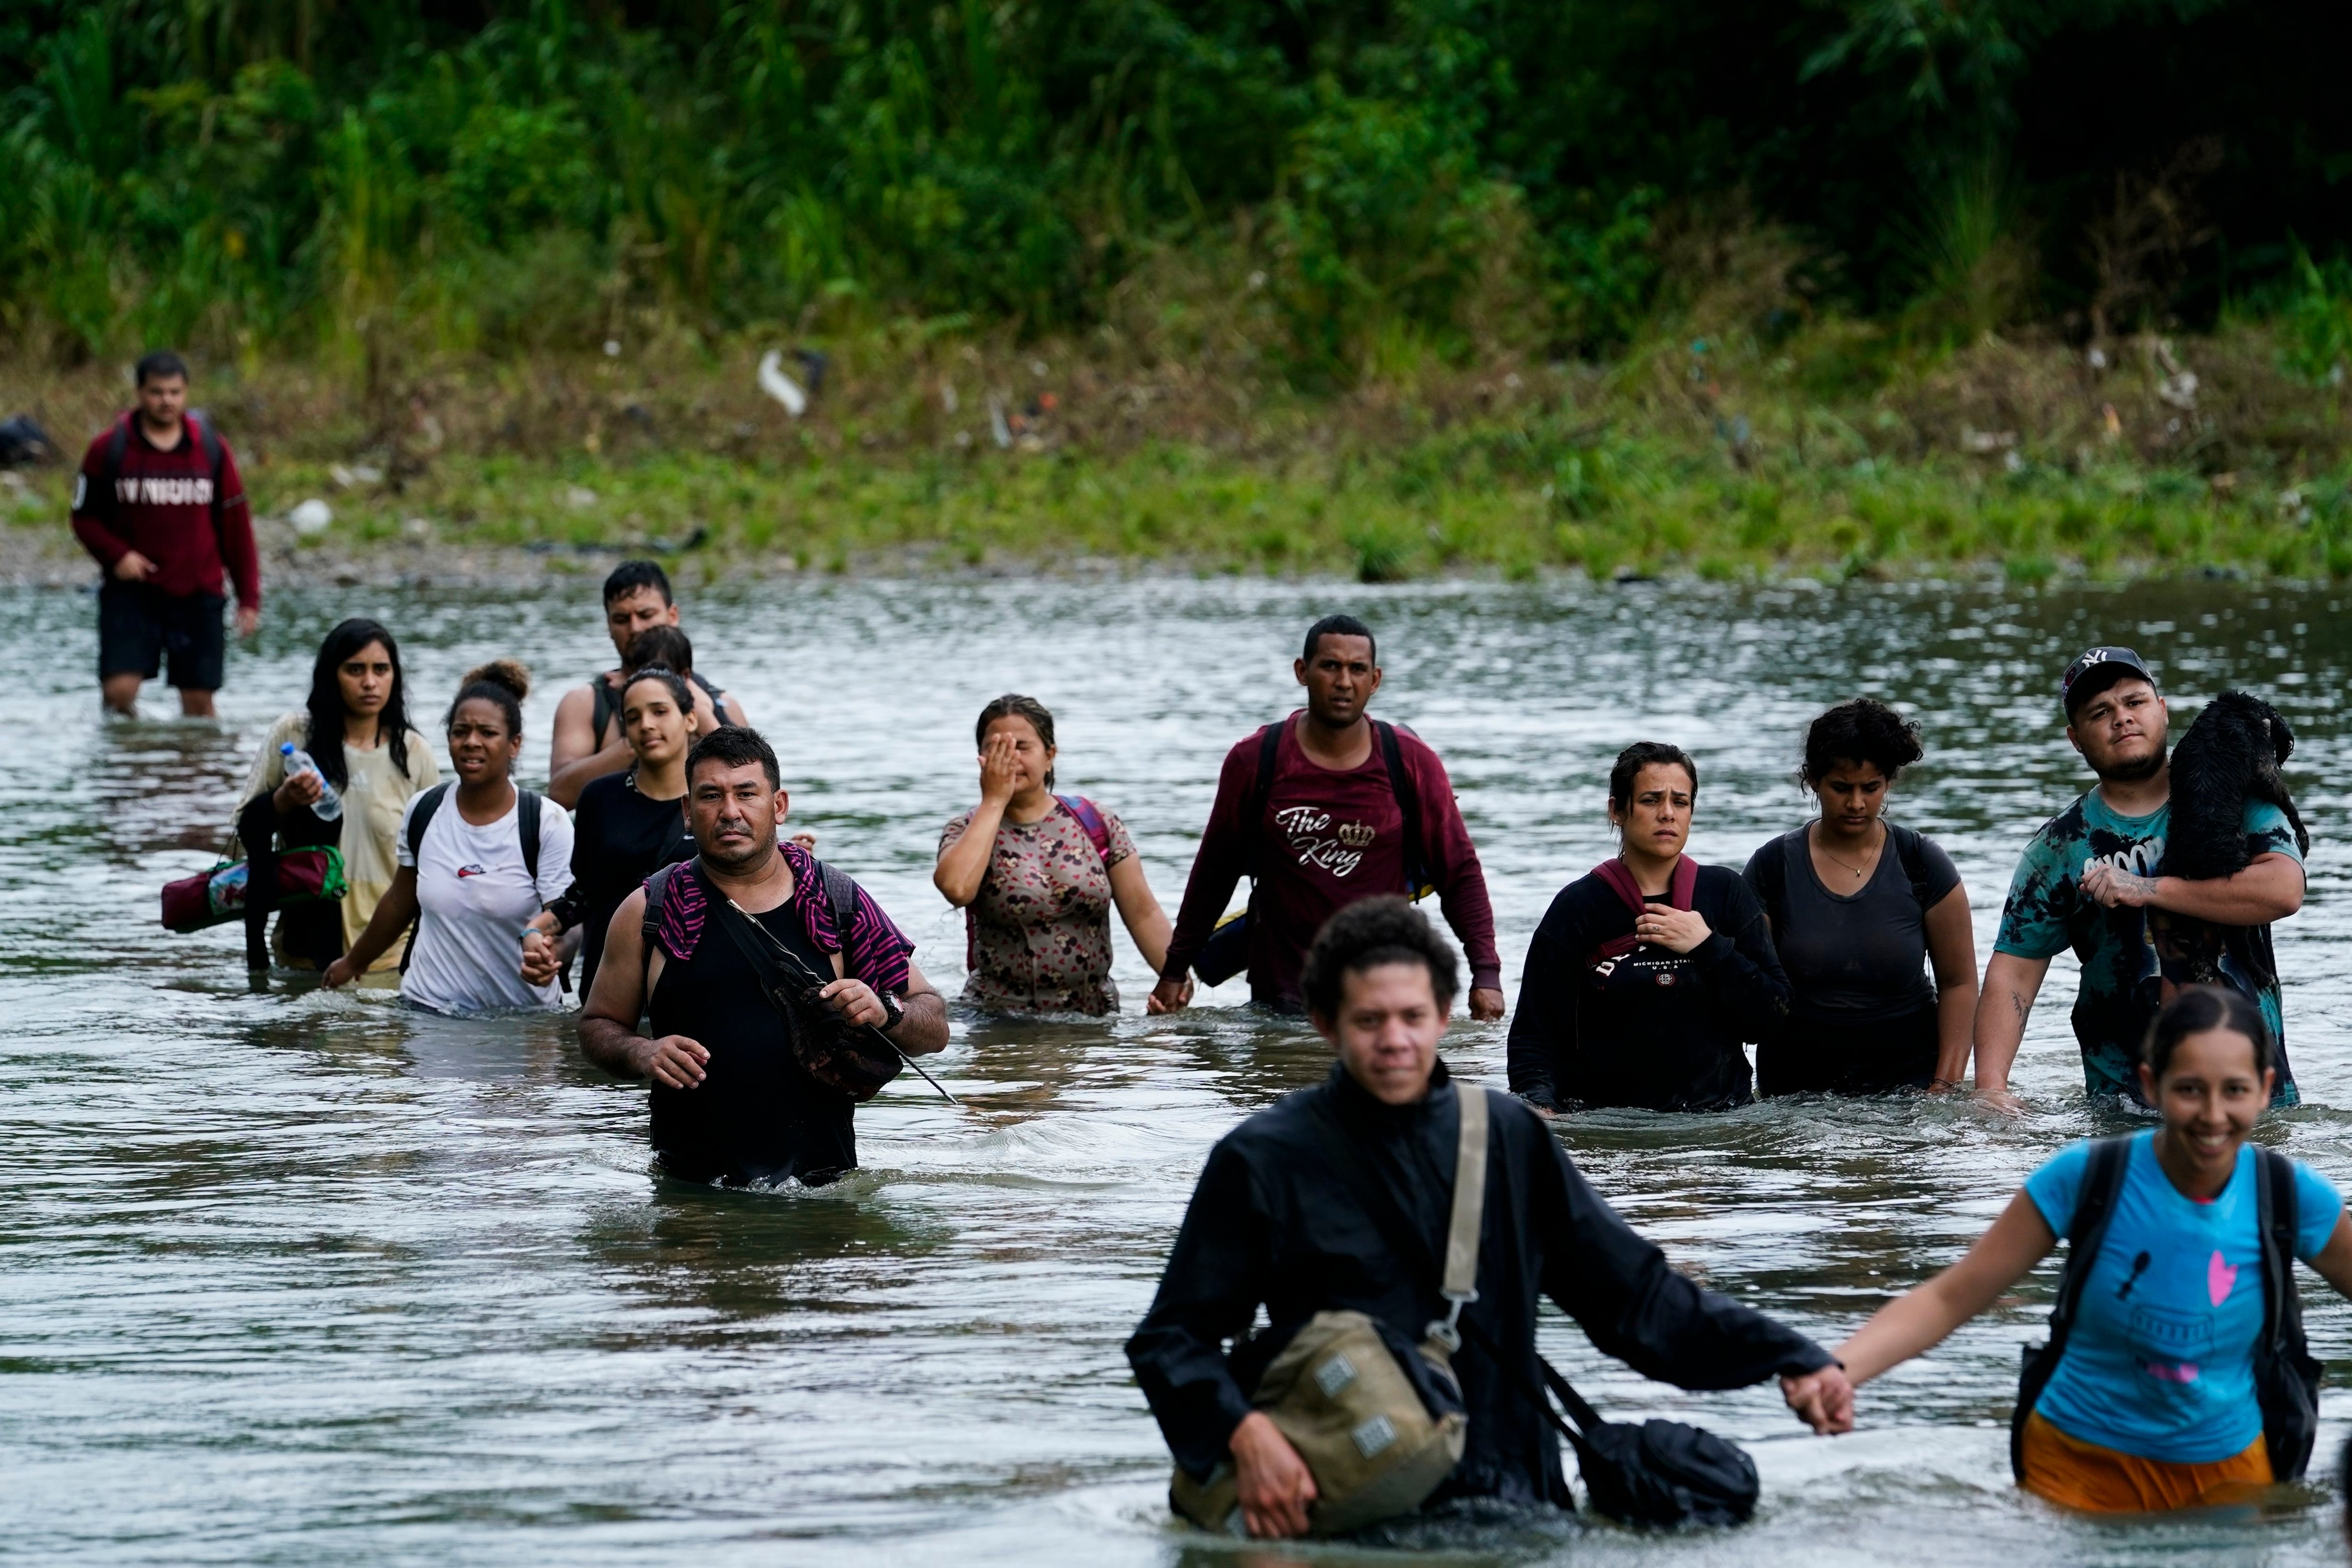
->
<box><xmin>1589</xmin><ymin>859</ymin><xmax>1647</xmax><ymax>920</ymax></box>
<box><xmin>1056</xmin><ymin>795</ymin><xmax>1113</xmax><ymax>865</ymax></box>
<box><xmin>1669</xmin><ymin>855</ymin><xmax>1700</xmax><ymax>911</ymax></box>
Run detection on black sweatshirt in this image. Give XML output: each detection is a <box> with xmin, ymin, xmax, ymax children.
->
<box><xmin>1124</xmin><ymin>1062</ymin><xmax>1831</xmax><ymax>1510</ymax></box>
<box><xmin>1507</xmin><ymin>865</ymin><xmax>1789</xmax><ymax>1112</ymax></box>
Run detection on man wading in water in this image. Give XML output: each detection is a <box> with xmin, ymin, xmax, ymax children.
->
<box><xmin>548</xmin><ymin>560</ymin><xmax>749</xmax><ymax>809</ymax></box>
<box><xmin>1128</xmin><ymin>899</ymin><xmax>1848</xmax><ymax>1536</ymax></box>
<box><xmin>577</xmin><ymin>727</ymin><xmax>947</xmax><ymax>1186</ymax></box>
<box><xmin>1973</xmin><ymin>648</ymin><xmax>2306</xmax><ymax>1111</ymax></box>
<box><xmin>1151</xmin><ymin>616</ymin><xmax>1506</xmax><ymax>1019</ymax></box>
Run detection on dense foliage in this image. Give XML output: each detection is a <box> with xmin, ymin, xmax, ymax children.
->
<box><xmin>3</xmin><ymin>0</ymin><xmax>2347</xmax><ymax>374</ymax></box>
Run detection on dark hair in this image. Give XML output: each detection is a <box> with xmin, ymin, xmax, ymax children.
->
<box><xmin>2143</xmin><ymin>985</ymin><xmax>2274</xmax><ymax>1080</ymax></box>
<box><xmin>1303</xmin><ymin>613</ymin><xmax>1377</xmax><ymax>665</ymax></box>
<box><xmin>135</xmin><ymin>349</ymin><xmax>189</xmax><ymax>386</ymax></box>
<box><xmin>1608</xmin><ymin>741</ymin><xmax>1698</xmax><ymax>810</ymax></box>
<box><xmin>1302</xmin><ymin>897</ymin><xmax>1461</xmax><ymax>1021</ymax></box>
<box><xmin>304</xmin><ymin>618</ymin><xmax>411</xmax><ymax>790</ymax></box>
<box><xmin>624</xmin><ymin>624</ymin><xmax>693</xmax><ymax>674</ymax></box>
<box><xmin>974</xmin><ymin>693</ymin><xmax>1057</xmax><ymax>790</ymax></box>
<box><xmin>1801</xmin><ymin>699</ymin><xmax>1925</xmax><ymax>788</ymax></box>
<box><xmin>603</xmin><ymin>559</ymin><xmax>673</xmax><ymax>606</ymax></box>
<box><xmin>620</xmin><ymin>662</ymin><xmax>695</xmax><ymax>719</ymax></box>
<box><xmin>446</xmin><ymin>659</ymin><xmax>531</xmax><ymax>740</ymax></box>
<box><xmin>687</xmin><ymin>724</ymin><xmax>780</xmax><ymax>790</ymax></box>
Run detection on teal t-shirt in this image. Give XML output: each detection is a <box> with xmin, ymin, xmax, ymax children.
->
<box><xmin>1993</xmin><ymin>792</ymin><xmax>2304</xmax><ymax>1105</ymax></box>
<box><xmin>2024</xmin><ymin>1132</ymin><xmax>2340</xmax><ymax>1462</ymax></box>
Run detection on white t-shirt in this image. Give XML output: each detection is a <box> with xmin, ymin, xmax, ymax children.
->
<box><xmin>395</xmin><ymin>786</ymin><xmax>575</xmax><ymax>1015</ymax></box>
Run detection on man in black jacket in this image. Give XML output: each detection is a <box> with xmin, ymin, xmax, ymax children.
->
<box><xmin>1127</xmin><ymin>899</ymin><xmax>1851</xmax><ymax>1538</ymax></box>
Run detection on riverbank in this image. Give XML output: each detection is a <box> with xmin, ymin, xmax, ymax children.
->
<box><xmin>7</xmin><ymin>313</ymin><xmax>2348</xmax><ymax>587</ymax></box>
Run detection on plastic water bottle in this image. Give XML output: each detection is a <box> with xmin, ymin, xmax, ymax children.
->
<box><xmin>281</xmin><ymin>742</ymin><xmax>343</xmax><ymax>822</ymax></box>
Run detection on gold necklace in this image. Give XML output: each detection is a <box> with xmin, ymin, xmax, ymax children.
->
<box><xmin>1817</xmin><ymin>823</ymin><xmax>1882</xmax><ymax>880</ymax></box>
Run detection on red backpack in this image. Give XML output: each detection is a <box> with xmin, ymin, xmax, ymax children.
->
<box><xmin>962</xmin><ymin>796</ymin><xmax>1114</xmax><ymax>971</ymax></box>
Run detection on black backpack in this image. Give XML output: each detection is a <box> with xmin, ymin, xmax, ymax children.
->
<box><xmin>400</xmin><ymin>784</ymin><xmax>545</xmax><ymax>974</ymax></box>
<box><xmin>1747</xmin><ymin>821</ymin><xmax>1936</xmax><ymax>931</ymax></box>
<box><xmin>2013</xmin><ymin>1138</ymin><xmax>2321</xmax><ymax>1482</ymax></box>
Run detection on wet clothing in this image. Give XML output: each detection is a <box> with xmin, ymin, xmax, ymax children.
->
<box><xmin>99</xmin><ymin>580</ymin><xmax>225</xmax><ymax>689</ymax></box>
<box><xmin>72</xmin><ymin>412</ymin><xmax>259</xmax><ymax>608</ymax></box>
<box><xmin>644</xmin><ymin>847</ymin><xmax>915</xmax><ymax>1186</ymax></box>
<box><xmin>2019</xmin><ymin>1411</ymin><xmax>2272</xmax><ymax>1512</ymax></box>
<box><xmin>553</xmin><ymin>771</ymin><xmax>694</xmax><ymax>995</ymax></box>
<box><xmin>1508</xmin><ymin>863</ymin><xmax>1788</xmax><ymax>1111</ymax></box>
<box><xmin>1126</xmin><ymin>1061</ymin><xmax>1832</xmax><ymax>1508</ymax></box>
<box><xmin>1743</xmin><ymin>827</ymin><xmax>1961</xmax><ymax>1095</ymax></box>
<box><xmin>235</xmin><ymin>713</ymin><xmax>441</xmax><ymax>970</ymax></box>
<box><xmin>396</xmin><ymin>786</ymin><xmax>573</xmax><ymax>1015</ymax></box>
<box><xmin>1160</xmin><ymin>714</ymin><xmax>1501</xmax><ymax>1009</ymax></box>
<box><xmin>1993</xmin><ymin>790</ymin><xmax>2304</xmax><ymax>1106</ymax></box>
<box><xmin>940</xmin><ymin>798</ymin><xmax>1136</xmax><ymax>1014</ymax></box>
<box><xmin>2022</xmin><ymin>1131</ymin><xmax>2340</xmax><ymax>1464</ymax></box>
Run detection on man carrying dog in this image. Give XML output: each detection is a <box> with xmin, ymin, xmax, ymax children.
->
<box><xmin>576</xmin><ymin>726</ymin><xmax>946</xmax><ymax>1186</ymax></box>
<box><xmin>1972</xmin><ymin>647</ymin><xmax>2307</xmax><ymax>1109</ymax></box>
<box><xmin>1127</xmin><ymin>899</ymin><xmax>1846</xmax><ymax>1537</ymax></box>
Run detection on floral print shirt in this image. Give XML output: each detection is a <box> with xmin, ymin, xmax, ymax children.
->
<box><xmin>941</xmin><ymin>798</ymin><xmax>1135</xmax><ymax>1014</ymax></box>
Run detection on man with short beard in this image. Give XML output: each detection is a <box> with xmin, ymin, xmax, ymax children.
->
<box><xmin>576</xmin><ymin>726</ymin><xmax>947</xmax><ymax>1186</ymax></box>
<box><xmin>1973</xmin><ymin>648</ymin><xmax>2307</xmax><ymax>1110</ymax></box>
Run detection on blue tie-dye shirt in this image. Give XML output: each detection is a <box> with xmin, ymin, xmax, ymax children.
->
<box><xmin>1993</xmin><ymin>789</ymin><xmax>2304</xmax><ymax>1106</ymax></box>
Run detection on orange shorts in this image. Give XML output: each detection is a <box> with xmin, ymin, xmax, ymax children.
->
<box><xmin>2019</xmin><ymin>1412</ymin><xmax>2273</xmax><ymax>1512</ymax></box>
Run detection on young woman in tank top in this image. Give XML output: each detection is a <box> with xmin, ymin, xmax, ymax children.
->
<box><xmin>1740</xmin><ymin>700</ymin><xmax>1976</xmax><ymax>1095</ymax></box>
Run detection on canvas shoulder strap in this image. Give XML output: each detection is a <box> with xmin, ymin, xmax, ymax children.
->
<box><xmin>1244</xmin><ymin>720</ymin><xmax>1284</xmax><ymax>874</ymax></box>
<box><xmin>816</xmin><ymin>857</ymin><xmax>855</xmax><ymax>981</ymax></box>
<box><xmin>1753</xmin><ymin>832</ymin><xmax>1793</xmax><ymax>931</ymax></box>
<box><xmin>2010</xmin><ymin>1137</ymin><xmax>2130</xmax><ymax>1478</ymax></box>
<box><xmin>1435</xmin><ymin>1083</ymin><xmax>1489</xmax><ymax>1346</ymax></box>
<box><xmin>640</xmin><ymin>859</ymin><xmax>688</xmax><ymax>985</ymax></box>
<box><xmin>1055</xmin><ymin>795</ymin><xmax>1114</xmax><ymax>865</ymax></box>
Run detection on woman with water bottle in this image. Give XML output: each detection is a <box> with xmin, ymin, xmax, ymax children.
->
<box><xmin>231</xmin><ymin>619</ymin><xmax>438</xmax><ymax>970</ymax></box>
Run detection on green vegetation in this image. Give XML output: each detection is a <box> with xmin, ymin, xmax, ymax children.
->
<box><xmin>4</xmin><ymin>2</ymin><xmax>2351</xmax><ymax>580</ymax></box>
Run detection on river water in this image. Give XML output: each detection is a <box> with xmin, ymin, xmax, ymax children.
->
<box><xmin>3</xmin><ymin>574</ymin><xmax>2347</xmax><ymax>1567</ymax></box>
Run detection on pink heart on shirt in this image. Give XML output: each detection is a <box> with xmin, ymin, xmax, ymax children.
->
<box><xmin>2208</xmin><ymin>1250</ymin><xmax>2238</xmax><ymax>1306</ymax></box>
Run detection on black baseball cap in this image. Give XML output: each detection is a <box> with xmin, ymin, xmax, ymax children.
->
<box><xmin>2061</xmin><ymin>645</ymin><xmax>2159</xmax><ymax>717</ymax></box>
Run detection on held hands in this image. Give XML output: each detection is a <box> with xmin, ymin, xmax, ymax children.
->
<box><xmin>1147</xmin><ymin>975</ymin><xmax>1193</xmax><ymax>1014</ymax></box>
<box><xmin>519</xmin><ymin>929</ymin><xmax>561</xmax><ymax>987</ymax></box>
<box><xmin>1633</xmin><ymin>906</ymin><xmax>1712</xmax><ymax>954</ymax></box>
<box><xmin>977</xmin><ymin>732</ymin><xmax>1023</xmax><ymax>808</ymax></box>
<box><xmin>1229</xmin><ymin>1411</ymin><xmax>1317</xmax><ymax>1538</ymax></box>
<box><xmin>2079</xmin><ymin>861</ymin><xmax>2159</xmax><ymax>909</ymax></box>
<box><xmin>631</xmin><ymin>1034</ymin><xmax>710</xmax><ymax>1089</ymax></box>
<box><xmin>1780</xmin><ymin>1364</ymin><xmax>1855</xmax><ymax>1435</ymax></box>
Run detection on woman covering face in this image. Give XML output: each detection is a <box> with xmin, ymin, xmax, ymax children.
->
<box><xmin>1504</xmin><ymin>741</ymin><xmax>1789</xmax><ymax>1113</ymax></box>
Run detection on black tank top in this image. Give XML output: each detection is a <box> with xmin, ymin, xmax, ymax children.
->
<box><xmin>646</xmin><ymin>895</ymin><xmax>856</xmax><ymax>1186</ymax></box>
<box><xmin>591</xmin><ymin>669</ymin><xmax>727</xmax><ymax>744</ymax></box>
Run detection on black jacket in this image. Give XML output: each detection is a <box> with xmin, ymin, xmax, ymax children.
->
<box><xmin>1124</xmin><ymin>1062</ymin><xmax>1830</xmax><ymax>1510</ymax></box>
<box><xmin>1507</xmin><ymin>864</ymin><xmax>1789</xmax><ymax>1111</ymax></box>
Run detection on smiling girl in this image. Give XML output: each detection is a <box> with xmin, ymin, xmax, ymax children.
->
<box><xmin>1821</xmin><ymin>985</ymin><xmax>2352</xmax><ymax>1510</ymax></box>
<box><xmin>1505</xmin><ymin>741</ymin><xmax>1790</xmax><ymax>1113</ymax></box>
<box><xmin>324</xmin><ymin>661</ymin><xmax>572</xmax><ymax>1013</ymax></box>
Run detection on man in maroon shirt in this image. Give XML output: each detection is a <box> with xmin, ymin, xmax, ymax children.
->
<box><xmin>1150</xmin><ymin>616</ymin><xmax>1507</xmax><ymax>1019</ymax></box>
<box><xmin>71</xmin><ymin>351</ymin><xmax>261</xmax><ymax>716</ymax></box>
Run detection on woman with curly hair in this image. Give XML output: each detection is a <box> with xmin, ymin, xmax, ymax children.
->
<box><xmin>1741</xmin><ymin>699</ymin><xmax>1976</xmax><ymax>1096</ymax></box>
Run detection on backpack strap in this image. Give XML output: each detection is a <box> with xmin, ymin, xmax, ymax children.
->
<box><xmin>1888</xmin><ymin>822</ymin><xmax>1933</xmax><ymax>910</ymax></box>
<box><xmin>1752</xmin><ymin>831</ymin><xmax>1793</xmax><ymax>933</ymax></box>
<box><xmin>517</xmin><ymin>788</ymin><xmax>543</xmax><ymax>890</ymax></box>
<box><xmin>817</xmin><ymin>856</ymin><xmax>858</xmax><ymax>982</ymax></box>
<box><xmin>2255</xmin><ymin>1146</ymin><xmax>2321</xmax><ymax>1480</ymax></box>
<box><xmin>186</xmin><ymin>410</ymin><xmax>224</xmax><ymax>481</ymax></box>
<box><xmin>398</xmin><ymin>784</ymin><xmax>454</xmax><ymax>974</ymax></box>
<box><xmin>2010</xmin><ymin>1137</ymin><xmax>2131</xmax><ymax>1480</ymax></box>
<box><xmin>1243</xmin><ymin>720</ymin><xmax>1285</xmax><ymax>875</ymax></box>
<box><xmin>640</xmin><ymin>860</ymin><xmax>688</xmax><ymax>982</ymax></box>
<box><xmin>1668</xmin><ymin>854</ymin><xmax>1698</xmax><ymax>911</ymax></box>
<box><xmin>1055</xmin><ymin>795</ymin><xmax>1114</xmax><ymax>865</ymax></box>
<box><xmin>1372</xmin><ymin>719</ymin><xmax>1431</xmax><ymax>899</ymax></box>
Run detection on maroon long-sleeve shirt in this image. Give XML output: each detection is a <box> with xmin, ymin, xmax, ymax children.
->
<box><xmin>1161</xmin><ymin>713</ymin><xmax>1502</xmax><ymax>1007</ymax></box>
<box><xmin>71</xmin><ymin>412</ymin><xmax>259</xmax><ymax>607</ymax></box>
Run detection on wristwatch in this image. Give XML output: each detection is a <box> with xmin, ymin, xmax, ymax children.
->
<box><xmin>876</xmin><ymin>989</ymin><xmax>906</xmax><ymax>1034</ymax></box>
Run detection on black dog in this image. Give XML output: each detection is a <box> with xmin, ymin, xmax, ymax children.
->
<box><xmin>2165</xmin><ymin>690</ymin><xmax>2310</xmax><ymax>881</ymax></box>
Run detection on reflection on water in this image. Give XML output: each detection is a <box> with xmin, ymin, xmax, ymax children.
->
<box><xmin>0</xmin><ymin>576</ymin><xmax>2346</xmax><ymax>1565</ymax></box>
